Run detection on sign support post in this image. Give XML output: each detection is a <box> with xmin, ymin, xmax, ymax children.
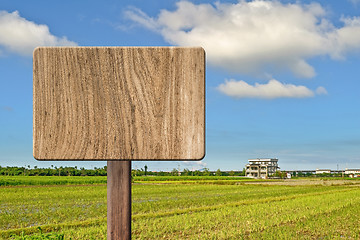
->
<box><xmin>107</xmin><ymin>161</ymin><xmax>131</xmax><ymax>240</ymax></box>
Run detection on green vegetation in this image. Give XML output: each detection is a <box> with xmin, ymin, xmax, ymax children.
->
<box><xmin>0</xmin><ymin>176</ymin><xmax>262</xmax><ymax>187</ymax></box>
<box><xmin>1</xmin><ymin>176</ymin><xmax>359</xmax><ymax>239</ymax></box>
<box><xmin>10</xmin><ymin>227</ymin><xmax>64</xmax><ymax>240</ymax></box>
<box><xmin>0</xmin><ymin>166</ymin><xmax>246</xmax><ymax>177</ymax></box>
<box><xmin>0</xmin><ymin>166</ymin><xmax>107</xmax><ymax>177</ymax></box>
<box><xmin>0</xmin><ymin>176</ymin><xmax>107</xmax><ymax>186</ymax></box>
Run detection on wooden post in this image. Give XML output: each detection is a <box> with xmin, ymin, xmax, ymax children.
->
<box><xmin>107</xmin><ymin>161</ymin><xmax>131</xmax><ymax>240</ymax></box>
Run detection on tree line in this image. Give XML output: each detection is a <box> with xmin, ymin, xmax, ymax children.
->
<box><xmin>0</xmin><ymin>165</ymin><xmax>107</xmax><ymax>176</ymax></box>
<box><xmin>1</xmin><ymin>166</ymin><xmax>350</xmax><ymax>178</ymax></box>
<box><xmin>0</xmin><ymin>165</ymin><xmax>246</xmax><ymax>177</ymax></box>
<box><xmin>132</xmin><ymin>167</ymin><xmax>246</xmax><ymax>177</ymax></box>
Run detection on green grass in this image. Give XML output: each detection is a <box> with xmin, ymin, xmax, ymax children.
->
<box><xmin>0</xmin><ymin>175</ymin><xmax>263</xmax><ymax>187</ymax></box>
<box><xmin>9</xmin><ymin>227</ymin><xmax>65</xmax><ymax>240</ymax></box>
<box><xmin>0</xmin><ymin>176</ymin><xmax>107</xmax><ymax>187</ymax></box>
<box><xmin>133</xmin><ymin>176</ymin><xmax>254</xmax><ymax>181</ymax></box>
<box><xmin>1</xmin><ymin>176</ymin><xmax>359</xmax><ymax>239</ymax></box>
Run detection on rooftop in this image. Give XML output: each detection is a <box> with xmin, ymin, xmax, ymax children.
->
<box><xmin>248</xmin><ymin>158</ymin><xmax>278</xmax><ymax>162</ymax></box>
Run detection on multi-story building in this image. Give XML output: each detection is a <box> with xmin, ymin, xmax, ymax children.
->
<box><xmin>246</xmin><ymin>158</ymin><xmax>279</xmax><ymax>178</ymax></box>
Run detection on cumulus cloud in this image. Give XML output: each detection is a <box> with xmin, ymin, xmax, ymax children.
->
<box><xmin>126</xmin><ymin>1</ymin><xmax>360</xmax><ymax>78</ymax></box>
<box><xmin>216</xmin><ymin>79</ymin><xmax>324</xmax><ymax>99</ymax></box>
<box><xmin>0</xmin><ymin>10</ymin><xmax>76</xmax><ymax>56</ymax></box>
<box><xmin>328</xmin><ymin>16</ymin><xmax>360</xmax><ymax>59</ymax></box>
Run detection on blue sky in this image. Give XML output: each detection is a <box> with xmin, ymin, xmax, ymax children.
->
<box><xmin>1</xmin><ymin>0</ymin><xmax>360</xmax><ymax>171</ymax></box>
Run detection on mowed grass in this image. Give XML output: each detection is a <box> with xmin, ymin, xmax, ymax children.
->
<box><xmin>0</xmin><ymin>177</ymin><xmax>360</xmax><ymax>239</ymax></box>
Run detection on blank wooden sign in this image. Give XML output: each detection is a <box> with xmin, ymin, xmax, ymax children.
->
<box><xmin>33</xmin><ymin>47</ymin><xmax>205</xmax><ymax>160</ymax></box>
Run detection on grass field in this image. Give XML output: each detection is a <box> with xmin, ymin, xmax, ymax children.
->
<box><xmin>1</xmin><ymin>176</ymin><xmax>360</xmax><ymax>239</ymax></box>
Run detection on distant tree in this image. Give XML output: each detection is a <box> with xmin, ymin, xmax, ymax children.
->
<box><xmin>216</xmin><ymin>169</ymin><xmax>222</xmax><ymax>176</ymax></box>
<box><xmin>182</xmin><ymin>168</ymin><xmax>191</xmax><ymax>176</ymax></box>
<box><xmin>171</xmin><ymin>168</ymin><xmax>179</xmax><ymax>176</ymax></box>
<box><xmin>135</xmin><ymin>169</ymin><xmax>143</xmax><ymax>176</ymax></box>
<box><xmin>33</xmin><ymin>166</ymin><xmax>39</xmax><ymax>176</ymax></box>
<box><xmin>229</xmin><ymin>170</ymin><xmax>235</xmax><ymax>176</ymax></box>
<box><xmin>274</xmin><ymin>171</ymin><xmax>287</xmax><ymax>178</ymax></box>
<box><xmin>144</xmin><ymin>165</ymin><xmax>148</xmax><ymax>176</ymax></box>
<box><xmin>0</xmin><ymin>166</ymin><xmax>108</xmax><ymax>176</ymax></box>
<box><xmin>158</xmin><ymin>171</ymin><xmax>168</xmax><ymax>176</ymax></box>
<box><xmin>131</xmin><ymin>169</ymin><xmax>136</xmax><ymax>178</ymax></box>
<box><xmin>203</xmin><ymin>168</ymin><xmax>211</xmax><ymax>176</ymax></box>
<box><xmin>318</xmin><ymin>173</ymin><xmax>330</xmax><ymax>177</ymax></box>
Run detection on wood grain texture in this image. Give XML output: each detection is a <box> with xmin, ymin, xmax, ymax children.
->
<box><xmin>33</xmin><ymin>47</ymin><xmax>205</xmax><ymax>160</ymax></box>
<box><xmin>107</xmin><ymin>161</ymin><xmax>131</xmax><ymax>240</ymax></box>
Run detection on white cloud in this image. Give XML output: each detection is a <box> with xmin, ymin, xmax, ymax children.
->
<box><xmin>127</xmin><ymin>1</ymin><xmax>360</xmax><ymax>78</ymax></box>
<box><xmin>349</xmin><ymin>0</ymin><xmax>360</xmax><ymax>6</ymax></box>
<box><xmin>0</xmin><ymin>10</ymin><xmax>76</xmax><ymax>56</ymax></box>
<box><xmin>316</xmin><ymin>86</ymin><xmax>328</xmax><ymax>95</ymax></box>
<box><xmin>328</xmin><ymin>16</ymin><xmax>360</xmax><ymax>59</ymax></box>
<box><xmin>125</xmin><ymin>7</ymin><xmax>158</xmax><ymax>31</ymax></box>
<box><xmin>217</xmin><ymin>79</ymin><xmax>320</xmax><ymax>99</ymax></box>
<box><xmin>182</xmin><ymin>160</ymin><xmax>207</xmax><ymax>170</ymax></box>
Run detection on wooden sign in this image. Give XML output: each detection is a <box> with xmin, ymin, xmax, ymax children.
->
<box><xmin>33</xmin><ymin>47</ymin><xmax>205</xmax><ymax>160</ymax></box>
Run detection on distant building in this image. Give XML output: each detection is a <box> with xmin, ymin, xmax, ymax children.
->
<box><xmin>345</xmin><ymin>169</ymin><xmax>360</xmax><ymax>175</ymax></box>
<box><xmin>245</xmin><ymin>158</ymin><xmax>279</xmax><ymax>178</ymax></box>
<box><xmin>315</xmin><ymin>169</ymin><xmax>331</xmax><ymax>174</ymax></box>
